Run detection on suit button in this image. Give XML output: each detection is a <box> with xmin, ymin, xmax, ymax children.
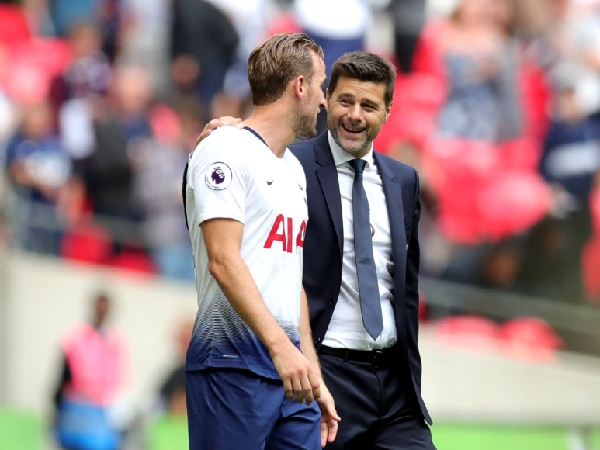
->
<box><xmin>314</xmin><ymin>337</ymin><xmax>321</xmax><ymax>345</ymax></box>
<box><xmin>328</xmin><ymin>298</ymin><xmax>336</xmax><ymax>306</ymax></box>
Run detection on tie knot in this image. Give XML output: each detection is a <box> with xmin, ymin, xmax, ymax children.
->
<box><xmin>349</xmin><ymin>158</ymin><xmax>367</xmax><ymax>174</ymax></box>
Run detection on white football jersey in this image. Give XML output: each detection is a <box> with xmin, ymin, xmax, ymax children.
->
<box><xmin>184</xmin><ymin>126</ymin><xmax>308</xmax><ymax>378</ymax></box>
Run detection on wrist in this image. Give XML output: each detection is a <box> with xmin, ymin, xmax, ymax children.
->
<box><xmin>266</xmin><ymin>332</ymin><xmax>294</xmax><ymax>356</ymax></box>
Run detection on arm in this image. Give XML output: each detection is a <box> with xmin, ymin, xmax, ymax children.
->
<box><xmin>202</xmin><ymin>218</ymin><xmax>319</xmax><ymax>404</ymax></box>
<box><xmin>299</xmin><ymin>288</ymin><xmax>340</xmax><ymax>447</ymax></box>
<box><xmin>298</xmin><ymin>288</ymin><xmax>321</xmax><ymax>379</ymax></box>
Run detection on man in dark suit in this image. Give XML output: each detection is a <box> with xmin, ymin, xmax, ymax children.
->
<box><xmin>198</xmin><ymin>51</ymin><xmax>434</xmax><ymax>449</ymax></box>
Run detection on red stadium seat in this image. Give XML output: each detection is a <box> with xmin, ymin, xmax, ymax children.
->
<box><xmin>375</xmin><ymin>73</ymin><xmax>447</xmax><ymax>153</ymax></box>
<box><xmin>424</xmin><ymin>138</ymin><xmax>498</xmax><ymax>244</ymax></box>
<box><xmin>519</xmin><ymin>61</ymin><xmax>551</xmax><ymax>142</ymax></box>
<box><xmin>0</xmin><ymin>5</ymin><xmax>32</xmax><ymax>47</ymax></box>
<box><xmin>498</xmin><ymin>318</ymin><xmax>564</xmax><ymax>362</ymax></box>
<box><xmin>411</xmin><ymin>20</ymin><xmax>448</xmax><ymax>79</ymax></box>
<box><xmin>581</xmin><ymin>235</ymin><xmax>600</xmax><ymax>304</ymax></box>
<box><xmin>61</xmin><ymin>224</ymin><xmax>112</xmax><ymax>265</ymax></box>
<box><xmin>477</xmin><ymin>171</ymin><xmax>551</xmax><ymax>241</ymax></box>
<box><xmin>422</xmin><ymin>138</ymin><xmax>549</xmax><ymax>244</ymax></box>
<box><xmin>1</xmin><ymin>38</ymin><xmax>72</xmax><ymax>103</ymax></box>
<box><xmin>106</xmin><ymin>249</ymin><xmax>157</xmax><ymax>278</ymax></box>
<box><xmin>435</xmin><ymin>316</ymin><xmax>499</xmax><ymax>351</ymax></box>
<box><xmin>496</xmin><ymin>137</ymin><xmax>542</xmax><ymax>173</ymax></box>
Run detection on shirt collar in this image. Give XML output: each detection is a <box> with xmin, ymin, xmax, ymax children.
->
<box><xmin>327</xmin><ymin>131</ymin><xmax>374</xmax><ymax>169</ymax></box>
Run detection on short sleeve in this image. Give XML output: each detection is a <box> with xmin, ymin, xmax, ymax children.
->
<box><xmin>188</xmin><ymin>128</ymin><xmax>249</xmax><ymax>225</ymax></box>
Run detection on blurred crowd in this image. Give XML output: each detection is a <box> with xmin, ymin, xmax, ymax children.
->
<box><xmin>1</xmin><ymin>0</ymin><xmax>600</xmax><ymax>305</ymax></box>
<box><xmin>379</xmin><ymin>0</ymin><xmax>600</xmax><ymax>310</ymax></box>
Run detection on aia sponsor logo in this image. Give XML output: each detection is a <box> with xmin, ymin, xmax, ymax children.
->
<box><xmin>264</xmin><ymin>214</ymin><xmax>306</xmax><ymax>252</ymax></box>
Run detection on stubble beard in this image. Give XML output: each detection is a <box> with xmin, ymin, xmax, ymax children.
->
<box><xmin>293</xmin><ymin>106</ymin><xmax>318</xmax><ymax>140</ymax></box>
<box><xmin>328</xmin><ymin>118</ymin><xmax>370</xmax><ymax>158</ymax></box>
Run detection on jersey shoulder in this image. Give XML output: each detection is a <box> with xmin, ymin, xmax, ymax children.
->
<box><xmin>193</xmin><ymin>127</ymin><xmax>248</xmax><ymax>160</ymax></box>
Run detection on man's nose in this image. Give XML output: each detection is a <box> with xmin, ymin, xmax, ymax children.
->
<box><xmin>348</xmin><ymin>104</ymin><xmax>362</xmax><ymax>120</ymax></box>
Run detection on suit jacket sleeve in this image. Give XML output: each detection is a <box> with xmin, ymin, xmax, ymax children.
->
<box><xmin>406</xmin><ymin>169</ymin><xmax>422</xmax><ymax>389</ymax></box>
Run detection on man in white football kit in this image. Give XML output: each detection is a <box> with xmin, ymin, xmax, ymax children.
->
<box><xmin>182</xmin><ymin>33</ymin><xmax>339</xmax><ymax>450</ymax></box>
<box><xmin>186</xmin><ymin>126</ymin><xmax>308</xmax><ymax>377</ymax></box>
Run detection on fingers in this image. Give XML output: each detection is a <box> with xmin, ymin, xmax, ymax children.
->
<box><xmin>194</xmin><ymin>130</ymin><xmax>211</xmax><ymax>147</ymax></box>
<box><xmin>195</xmin><ymin>117</ymin><xmax>243</xmax><ymax>147</ymax></box>
<box><xmin>289</xmin><ymin>368</ymin><xmax>318</xmax><ymax>404</ymax></box>
<box><xmin>320</xmin><ymin>418</ymin><xmax>339</xmax><ymax>447</ymax></box>
<box><xmin>326</xmin><ymin>419</ymin><xmax>339</xmax><ymax>445</ymax></box>
<box><xmin>318</xmin><ymin>398</ymin><xmax>341</xmax><ymax>423</ymax></box>
<box><xmin>309</xmin><ymin>371</ymin><xmax>321</xmax><ymax>402</ymax></box>
<box><xmin>217</xmin><ymin>116</ymin><xmax>243</xmax><ymax>126</ymax></box>
<box><xmin>283</xmin><ymin>377</ymin><xmax>294</xmax><ymax>402</ymax></box>
<box><xmin>293</xmin><ymin>375</ymin><xmax>306</xmax><ymax>404</ymax></box>
<box><xmin>300</xmin><ymin>374</ymin><xmax>314</xmax><ymax>405</ymax></box>
<box><xmin>320</xmin><ymin>421</ymin><xmax>328</xmax><ymax>448</ymax></box>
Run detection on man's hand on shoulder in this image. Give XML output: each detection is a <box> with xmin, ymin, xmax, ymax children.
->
<box><xmin>195</xmin><ymin>116</ymin><xmax>243</xmax><ymax>148</ymax></box>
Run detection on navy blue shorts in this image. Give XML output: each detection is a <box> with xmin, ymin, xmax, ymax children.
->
<box><xmin>186</xmin><ymin>368</ymin><xmax>321</xmax><ymax>450</ymax></box>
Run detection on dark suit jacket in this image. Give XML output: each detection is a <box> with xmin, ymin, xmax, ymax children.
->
<box><xmin>290</xmin><ymin>132</ymin><xmax>431</xmax><ymax>424</ymax></box>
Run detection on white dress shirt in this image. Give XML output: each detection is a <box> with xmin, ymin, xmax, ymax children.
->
<box><xmin>322</xmin><ymin>132</ymin><xmax>397</xmax><ymax>351</ymax></box>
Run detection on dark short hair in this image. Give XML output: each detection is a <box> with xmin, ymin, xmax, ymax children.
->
<box><xmin>327</xmin><ymin>51</ymin><xmax>396</xmax><ymax>107</ymax></box>
<box><xmin>248</xmin><ymin>33</ymin><xmax>324</xmax><ymax>106</ymax></box>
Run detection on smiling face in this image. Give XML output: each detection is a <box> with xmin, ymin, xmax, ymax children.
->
<box><xmin>326</xmin><ymin>76</ymin><xmax>391</xmax><ymax>158</ymax></box>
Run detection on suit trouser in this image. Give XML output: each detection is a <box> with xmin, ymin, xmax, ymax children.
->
<box><xmin>319</xmin><ymin>351</ymin><xmax>436</xmax><ymax>450</ymax></box>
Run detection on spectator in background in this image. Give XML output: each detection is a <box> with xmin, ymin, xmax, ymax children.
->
<box><xmin>388</xmin><ymin>0</ymin><xmax>427</xmax><ymax>73</ymax></box>
<box><xmin>516</xmin><ymin>0</ymin><xmax>600</xmax><ymax>303</ymax></box>
<box><xmin>293</xmin><ymin>0</ymin><xmax>369</xmax><ymax>77</ymax></box>
<box><xmin>76</xmin><ymin>63</ymin><xmax>152</xmax><ymax>248</ymax></box>
<box><xmin>208</xmin><ymin>0</ymin><xmax>277</xmax><ymax>119</ymax></box>
<box><xmin>49</xmin><ymin>22</ymin><xmax>112</xmax><ymax>128</ymax></box>
<box><xmin>131</xmin><ymin>99</ymin><xmax>202</xmax><ymax>282</ymax></box>
<box><xmin>0</xmin><ymin>45</ymin><xmax>16</xmax><ymax>148</ymax></box>
<box><xmin>169</xmin><ymin>0</ymin><xmax>238</xmax><ymax>116</ymax></box>
<box><xmin>53</xmin><ymin>291</ymin><xmax>131</xmax><ymax>450</ymax></box>
<box><xmin>50</xmin><ymin>22</ymin><xmax>112</xmax><ymax>176</ymax></box>
<box><xmin>156</xmin><ymin>318</ymin><xmax>194</xmax><ymax>415</ymax></box>
<box><xmin>5</xmin><ymin>101</ymin><xmax>71</xmax><ymax>255</ymax></box>
<box><xmin>546</xmin><ymin>0</ymin><xmax>600</xmax><ymax>118</ymax></box>
<box><xmin>42</xmin><ymin>0</ymin><xmax>133</xmax><ymax>62</ymax></box>
<box><xmin>435</xmin><ymin>0</ymin><xmax>522</xmax><ymax>142</ymax></box>
<box><xmin>529</xmin><ymin>76</ymin><xmax>600</xmax><ymax>303</ymax></box>
<box><xmin>293</xmin><ymin>0</ymin><xmax>370</xmax><ymax>133</ymax></box>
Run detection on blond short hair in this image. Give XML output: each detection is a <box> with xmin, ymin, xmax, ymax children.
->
<box><xmin>248</xmin><ymin>33</ymin><xmax>324</xmax><ymax>106</ymax></box>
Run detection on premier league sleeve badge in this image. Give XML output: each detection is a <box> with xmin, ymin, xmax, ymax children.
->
<box><xmin>205</xmin><ymin>162</ymin><xmax>233</xmax><ymax>190</ymax></box>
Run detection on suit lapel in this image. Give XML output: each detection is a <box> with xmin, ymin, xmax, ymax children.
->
<box><xmin>314</xmin><ymin>133</ymin><xmax>344</xmax><ymax>256</ymax></box>
<box><xmin>373</xmin><ymin>153</ymin><xmax>407</xmax><ymax>301</ymax></box>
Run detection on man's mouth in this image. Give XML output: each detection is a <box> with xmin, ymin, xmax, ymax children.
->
<box><xmin>341</xmin><ymin>123</ymin><xmax>365</xmax><ymax>134</ymax></box>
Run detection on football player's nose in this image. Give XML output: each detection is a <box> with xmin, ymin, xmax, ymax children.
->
<box><xmin>319</xmin><ymin>96</ymin><xmax>327</xmax><ymax>109</ymax></box>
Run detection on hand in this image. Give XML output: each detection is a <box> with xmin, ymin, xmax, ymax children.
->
<box><xmin>270</xmin><ymin>341</ymin><xmax>321</xmax><ymax>405</ymax></box>
<box><xmin>195</xmin><ymin>116</ymin><xmax>243</xmax><ymax>147</ymax></box>
<box><xmin>316</xmin><ymin>384</ymin><xmax>340</xmax><ymax>447</ymax></box>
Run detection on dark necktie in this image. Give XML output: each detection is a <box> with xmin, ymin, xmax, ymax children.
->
<box><xmin>348</xmin><ymin>158</ymin><xmax>383</xmax><ymax>340</ymax></box>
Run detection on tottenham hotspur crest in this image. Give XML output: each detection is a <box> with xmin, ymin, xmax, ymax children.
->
<box><xmin>205</xmin><ymin>162</ymin><xmax>232</xmax><ymax>190</ymax></box>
